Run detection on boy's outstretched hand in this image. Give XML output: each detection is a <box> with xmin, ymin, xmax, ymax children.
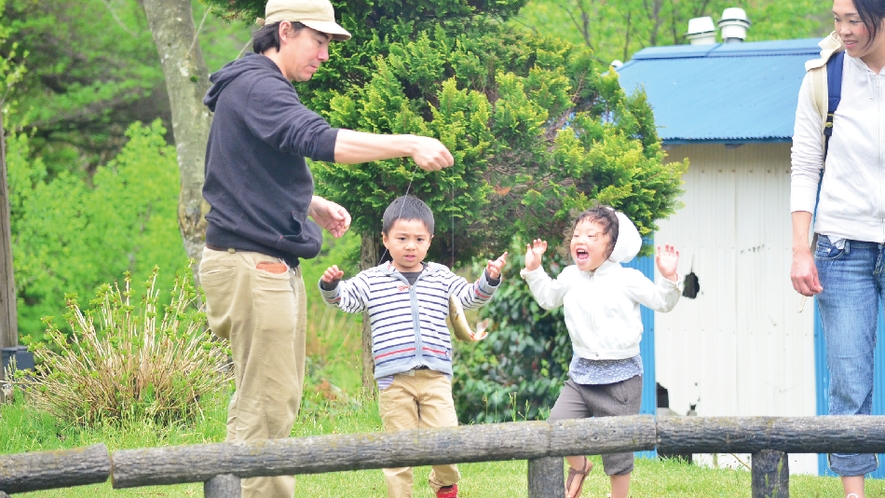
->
<box><xmin>524</xmin><ymin>239</ymin><xmax>547</xmax><ymax>272</ymax></box>
<box><xmin>655</xmin><ymin>244</ymin><xmax>680</xmax><ymax>282</ymax></box>
<box><xmin>321</xmin><ymin>265</ymin><xmax>345</xmax><ymax>286</ymax></box>
<box><xmin>486</xmin><ymin>252</ymin><xmax>508</xmax><ymax>280</ymax></box>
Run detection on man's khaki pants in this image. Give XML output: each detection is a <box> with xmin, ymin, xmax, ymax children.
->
<box><xmin>200</xmin><ymin>248</ymin><xmax>306</xmax><ymax>498</ymax></box>
<box><xmin>378</xmin><ymin>369</ymin><xmax>461</xmax><ymax>497</ymax></box>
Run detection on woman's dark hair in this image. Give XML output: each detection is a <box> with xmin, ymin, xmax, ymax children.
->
<box><xmin>572</xmin><ymin>206</ymin><xmax>619</xmax><ymax>260</ymax></box>
<box><xmin>854</xmin><ymin>0</ymin><xmax>885</xmax><ymax>47</ymax></box>
<box><xmin>252</xmin><ymin>21</ymin><xmax>306</xmax><ymax>54</ymax></box>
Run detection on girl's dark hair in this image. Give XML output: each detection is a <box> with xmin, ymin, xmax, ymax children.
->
<box><xmin>252</xmin><ymin>21</ymin><xmax>306</xmax><ymax>54</ymax></box>
<box><xmin>572</xmin><ymin>206</ymin><xmax>619</xmax><ymax>260</ymax></box>
<box><xmin>854</xmin><ymin>0</ymin><xmax>885</xmax><ymax>47</ymax></box>
<box><xmin>382</xmin><ymin>195</ymin><xmax>435</xmax><ymax>235</ymax></box>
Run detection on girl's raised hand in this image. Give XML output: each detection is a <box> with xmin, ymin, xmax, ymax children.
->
<box><xmin>655</xmin><ymin>245</ymin><xmax>680</xmax><ymax>282</ymax></box>
<box><xmin>524</xmin><ymin>239</ymin><xmax>548</xmax><ymax>272</ymax></box>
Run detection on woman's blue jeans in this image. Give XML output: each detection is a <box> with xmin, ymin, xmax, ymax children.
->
<box><xmin>816</xmin><ymin>235</ymin><xmax>885</xmax><ymax>477</ymax></box>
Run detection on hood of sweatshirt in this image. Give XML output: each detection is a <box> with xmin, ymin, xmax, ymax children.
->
<box><xmin>608</xmin><ymin>211</ymin><xmax>642</xmax><ymax>263</ymax></box>
<box><xmin>204</xmin><ymin>52</ymin><xmax>287</xmax><ymax>112</ymax></box>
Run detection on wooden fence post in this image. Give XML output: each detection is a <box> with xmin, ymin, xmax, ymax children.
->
<box><xmin>203</xmin><ymin>474</ymin><xmax>240</xmax><ymax>498</ymax></box>
<box><xmin>527</xmin><ymin>456</ymin><xmax>563</xmax><ymax>498</ymax></box>
<box><xmin>751</xmin><ymin>449</ymin><xmax>789</xmax><ymax>498</ymax></box>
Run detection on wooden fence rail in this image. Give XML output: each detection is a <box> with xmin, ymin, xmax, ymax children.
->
<box><xmin>112</xmin><ymin>415</ymin><xmax>655</xmax><ymax>488</ymax></box>
<box><xmin>0</xmin><ymin>443</ymin><xmax>110</xmax><ymax>495</ymax></box>
<box><xmin>3</xmin><ymin>416</ymin><xmax>885</xmax><ymax>497</ymax></box>
<box><xmin>657</xmin><ymin>416</ymin><xmax>885</xmax><ymax>454</ymax></box>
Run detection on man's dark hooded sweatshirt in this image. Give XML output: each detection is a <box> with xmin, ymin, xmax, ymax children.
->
<box><xmin>202</xmin><ymin>51</ymin><xmax>339</xmax><ymax>267</ymax></box>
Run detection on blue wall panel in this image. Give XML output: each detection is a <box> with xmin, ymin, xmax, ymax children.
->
<box><xmin>624</xmin><ymin>251</ymin><xmax>657</xmax><ymax>459</ymax></box>
<box><xmin>815</xmin><ymin>302</ymin><xmax>885</xmax><ymax>478</ymax></box>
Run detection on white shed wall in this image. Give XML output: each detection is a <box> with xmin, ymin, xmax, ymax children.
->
<box><xmin>654</xmin><ymin>143</ymin><xmax>818</xmax><ymax>474</ymax></box>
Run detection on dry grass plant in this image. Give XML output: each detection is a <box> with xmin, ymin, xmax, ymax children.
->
<box><xmin>17</xmin><ymin>267</ymin><xmax>231</xmax><ymax>427</ymax></box>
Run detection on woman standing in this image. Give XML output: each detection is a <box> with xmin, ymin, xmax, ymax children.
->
<box><xmin>791</xmin><ymin>1</ymin><xmax>885</xmax><ymax>496</ymax></box>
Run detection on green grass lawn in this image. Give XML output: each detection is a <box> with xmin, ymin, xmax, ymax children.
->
<box><xmin>4</xmin><ymin>385</ymin><xmax>885</xmax><ymax>498</ymax></box>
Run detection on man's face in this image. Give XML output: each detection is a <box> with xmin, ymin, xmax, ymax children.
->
<box><xmin>279</xmin><ymin>23</ymin><xmax>332</xmax><ymax>82</ymax></box>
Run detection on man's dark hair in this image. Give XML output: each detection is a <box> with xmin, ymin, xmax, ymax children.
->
<box><xmin>252</xmin><ymin>21</ymin><xmax>306</xmax><ymax>54</ymax></box>
<box><xmin>853</xmin><ymin>0</ymin><xmax>885</xmax><ymax>48</ymax></box>
<box><xmin>382</xmin><ymin>195</ymin><xmax>435</xmax><ymax>235</ymax></box>
<box><xmin>572</xmin><ymin>205</ymin><xmax>619</xmax><ymax>260</ymax></box>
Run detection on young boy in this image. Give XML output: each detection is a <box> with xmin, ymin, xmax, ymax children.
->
<box><xmin>319</xmin><ymin>195</ymin><xmax>507</xmax><ymax>498</ymax></box>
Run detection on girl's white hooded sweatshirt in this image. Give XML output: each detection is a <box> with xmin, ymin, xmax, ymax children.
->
<box><xmin>521</xmin><ymin>212</ymin><xmax>681</xmax><ymax>360</ymax></box>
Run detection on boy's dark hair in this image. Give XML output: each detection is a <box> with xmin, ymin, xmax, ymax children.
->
<box><xmin>573</xmin><ymin>205</ymin><xmax>619</xmax><ymax>260</ymax></box>
<box><xmin>382</xmin><ymin>195</ymin><xmax>435</xmax><ymax>235</ymax></box>
<box><xmin>854</xmin><ymin>0</ymin><xmax>885</xmax><ymax>48</ymax></box>
<box><xmin>252</xmin><ymin>21</ymin><xmax>306</xmax><ymax>54</ymax></box>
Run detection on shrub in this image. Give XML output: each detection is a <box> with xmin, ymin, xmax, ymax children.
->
<box><xmin>10</xmin><ymin>121</ymin><xmax>189</xmax><ymax>341</ymax></box>
<box><xmin>17</xmin><ymin>267</ymin><xmax>231</xmax><ymax>427</ymax></box>
<box><xmin>453</xmin><ymin>246</ymin><xmax>573</xmax><ymax>424</ymax></box>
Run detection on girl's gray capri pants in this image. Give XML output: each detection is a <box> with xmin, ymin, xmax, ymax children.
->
<box><xmin>547</xmin><ymin>376</ymin><xmax>643</xmax><ymax>475</ymax></box>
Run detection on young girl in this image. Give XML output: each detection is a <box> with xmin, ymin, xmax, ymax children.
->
<box><xmin>520</xmin><ymin>206</ymin><xmax>681</xmax><ymax>498</ymax></box>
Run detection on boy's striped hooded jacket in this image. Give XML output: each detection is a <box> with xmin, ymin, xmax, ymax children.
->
<box><xmin>319</xmin><ymin>262</ymin><xmax>500</xmax><ymax>378</ymax></box>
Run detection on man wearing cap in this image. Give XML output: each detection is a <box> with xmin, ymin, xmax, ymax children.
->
<box><xmin>198</xmin><ymin>0</ymin><xmax>455</xmax><ymax>496</ymax></box>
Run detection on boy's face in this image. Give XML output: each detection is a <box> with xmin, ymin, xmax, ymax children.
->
<box><xmin>570</xmin><ymin>219</ymin><xmax>611</xmax><ymax>272</ymax></box>
<box><xmin>382</xmin><ymin>218</ymin><xmax>432</xmax><ymax>273</ymax></box>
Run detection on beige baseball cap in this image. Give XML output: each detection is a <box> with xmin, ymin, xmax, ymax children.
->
<box><xmin>262</xmin><ymin>0</ymin><xmax>351</xmax><ymax>41</ymax></box>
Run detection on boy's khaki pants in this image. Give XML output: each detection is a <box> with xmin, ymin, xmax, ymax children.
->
<box><xmin>379</xmin><ymin>369</ymin><xmax>461</xmax><ymax>498</ymax></box>
<box><xmin>200</xmin><ymin>248</ymin><xmax>306</xmax><ymax>498</ymax></box>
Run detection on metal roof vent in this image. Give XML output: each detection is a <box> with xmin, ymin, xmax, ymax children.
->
<box><xmin>718</xmin><ymin>7</ymin><xmax>751</xmax><ymax>43</ymax></box>
<box><xmin>685</xmin><ymin>16</ymin><xmax>717</xmax><ymax>45</ymax></box>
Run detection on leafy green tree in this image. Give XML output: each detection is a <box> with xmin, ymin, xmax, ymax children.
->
<box><xmin>0</xmin><ymin>0</ymin><xmax>27</xmax><ymax>398</ymax></box>
<box><xmin>9</xmin><ymin>121</ymin><xmax>189</xmax><ymax>340</ymax></box>
<box><xmin>748</xmin><ymin>1</ymin><xmax>832</xmax><ymax>42</ymax></box>
<box><xmin>2</xmin><ymin>0</ymin><xmax>248</xmax><ymax>178</ymax></box>
<box><xmin>202</xmin><ymin>0</ymin><xmax>686</xmax><ymax>388</ymax></box>
<box><xmin>5</xmin><ymin>0</ymin><xmax>161</xmax><ymax>175</ymax></box>
<box><xmin>514</xmin><ymin>0</ymin><xmax>831</xmax><ymax>67</ymax></box>
<box><xmin>0</xmin><ymin>0</ymin><xmax>252</xmax><ymax>337</ymax></box>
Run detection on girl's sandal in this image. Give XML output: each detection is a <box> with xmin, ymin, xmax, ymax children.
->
<box><xmin>565</xmin><ymin>456</ymin><xmax>593</xmax><ymax>498</ymax></box>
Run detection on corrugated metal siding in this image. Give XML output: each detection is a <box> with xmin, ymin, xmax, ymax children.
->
<box><xmin>654</xmin><ymin>143</ymin><xmax>817</xmax><ymax>473</ymax></box>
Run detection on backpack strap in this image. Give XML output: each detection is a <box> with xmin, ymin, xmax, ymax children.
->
<box><xmin>809</xmin><ymin>60</ymin><xmax>828</xmax><ymax>131</ymax></box>
<box><xmin>805</xmin><ymin>32</ymin><xmax>845</xmax><ymax>158</ymax></box>
<box><xmin>823</xmin><ymin>51</ymin><xmax>844</xmax><ymax>157</ymax></box>
<box><xmin>804</xmin><ymin>33</ymin><xmax>845</xmax><ymax>246</ymax></box>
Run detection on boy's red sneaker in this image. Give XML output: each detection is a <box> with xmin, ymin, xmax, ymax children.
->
<box><xmin>436</xmin><ymin>484</ymin><xmax>458</xmax><ymax>498</ymax></box>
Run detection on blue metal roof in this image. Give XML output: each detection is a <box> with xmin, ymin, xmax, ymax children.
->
<box><xmin>616</xmin><ymin>38</ymin><xmax>823</xmax><ymax>144</ymax></box>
